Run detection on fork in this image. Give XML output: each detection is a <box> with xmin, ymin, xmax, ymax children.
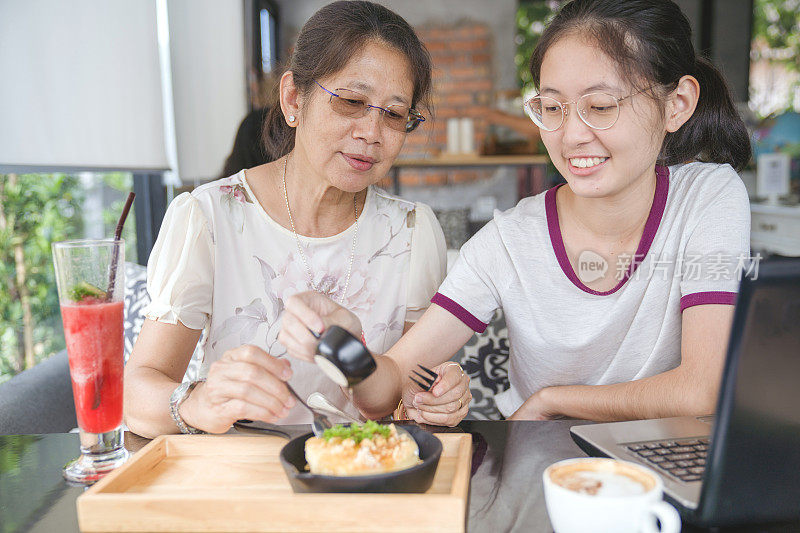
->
<box><xmin>409</xmin><ymin>363</ymin><xmax>438</xmax><ymax>392</ymax></box>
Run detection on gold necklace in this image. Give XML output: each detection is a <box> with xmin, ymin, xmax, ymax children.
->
<box><xmin>281</xmin><ymin>156</ymin><xmax>359</xmax><ymax>304</ymax></box>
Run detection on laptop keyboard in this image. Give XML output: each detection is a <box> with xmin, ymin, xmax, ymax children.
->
<box><xmin>626</xmin><ymin>438</ymin><xmax>710</xmax><ymax>483</ymax></box>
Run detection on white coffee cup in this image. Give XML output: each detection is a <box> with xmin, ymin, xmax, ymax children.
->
<box><xmin>543</xmin><ymin>457</ymin><xmax>681</xmax><ymax>533</ymax></box>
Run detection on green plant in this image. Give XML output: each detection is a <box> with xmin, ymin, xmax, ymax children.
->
<box><xmin>751</xmin><ymin>0</ymin><xmax>800</xmax><ymax>116</ymax></box>
<box><xmin>0</xmin><ymin>174</ymin><xmax>84</xmax><ymax>381</ymax></box>
<box><xmin>515</xmin><ymin>1</ymin><xmax>564</xmax><ymax>93</ymax></box>
<box><xmin>753</xmin><ymin>0</ymin><xmax>800</xmax><ymax>72</ymax></box>
<box><xmin>0</xmin><ymin>173</ymin><xmax>136</xmax><ymax>384</ymax></box>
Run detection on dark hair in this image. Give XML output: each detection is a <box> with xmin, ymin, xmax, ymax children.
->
<box><xmin>221</xmin><ymin>107</ymin><xmax>271</xmax><ymax>177</ymax></box>
<box><xmin>530</xmin><ymin>0</ymin><xmax>751</xmax><ymax>171</ymax></box>
<box><xmin>263</xmin><ymin>1</ymin><xmax>432</xmax><ymax>160</ymax></box>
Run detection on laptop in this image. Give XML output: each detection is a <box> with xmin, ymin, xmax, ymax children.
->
<box><xmin>570</xmin><ymin>259</ymin><xmax>800</xmax><ymax>527</ymax></box>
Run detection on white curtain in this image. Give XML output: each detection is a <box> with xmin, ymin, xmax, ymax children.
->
<box><xmin>0</xmin><ymin>0</ymin><xmax>247</xmax><ymax>183</ymax></box>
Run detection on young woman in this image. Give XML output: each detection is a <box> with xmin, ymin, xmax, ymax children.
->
<box><xmin>124</xmin><ymin>1</ymin><xmax>470</xmax><ymax>438</ymax></box>
<box><xmin>279</xmin><ymin>0</ymin><xmax>752</xmax><ymax>423</ymax></box>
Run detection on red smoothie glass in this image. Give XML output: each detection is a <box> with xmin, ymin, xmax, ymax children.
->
<box><xmin>52</xmin><ymin>239</ymin><xmax>129</xmax><ymax>484</ymax></box>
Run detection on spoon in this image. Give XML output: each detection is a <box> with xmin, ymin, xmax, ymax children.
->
<box><xmin>307</xmin><ymin>392</ymin><xmax>363</xmax><ymax>425</ymax></box>
<box><xmin>285</xmin><ymin>382</ymin><xmax>332</xmax><ymax>438</ymax></box>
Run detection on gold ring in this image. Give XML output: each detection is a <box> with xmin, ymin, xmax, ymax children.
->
<box><xmin>457</xmin><ymin>397</ymin><xmax>462</xmax><ymax>411</ymax></box>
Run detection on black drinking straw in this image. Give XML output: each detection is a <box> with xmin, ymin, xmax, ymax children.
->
<box><xmin>105</xmin><ymin>192</ymin><xmax>135</xmax><ymax>301</ymax></box>
<box><xmin>92</xmin><ymin>192</ymin><xmax>135</xmax><ymax>410</ymax></box>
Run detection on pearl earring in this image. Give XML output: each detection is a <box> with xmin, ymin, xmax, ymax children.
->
<box><xmin>288</xmin><ymin>115</ymin><xmax>296</xmax><ymax>123</ymax></box>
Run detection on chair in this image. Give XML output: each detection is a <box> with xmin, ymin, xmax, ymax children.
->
<box><xmin>0</xmin><ymin>349</ymin><xmax>76</xmax><ymax>434</ymax></box>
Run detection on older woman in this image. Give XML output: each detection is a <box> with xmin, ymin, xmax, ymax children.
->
<box><xmin>124</xmin><ymin>1</ymin><xmax>471</xmax><ymax>438</ymax></box>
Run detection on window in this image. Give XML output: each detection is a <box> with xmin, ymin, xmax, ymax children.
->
<box><xmin>260</xmin><ymin>5</ymin><xmax>277</xmax><ymax>75</ymax></box>
<box><xmin>245</xmin><ymin>0</ymin><xmax>279</xmax><ymax>109</ymax></box>
<box><xmin>0</xmin><ymin>173</ymin><xmax>136</xmax><ymax>384</ymax></box>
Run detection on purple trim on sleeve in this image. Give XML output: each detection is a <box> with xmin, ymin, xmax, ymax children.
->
<box><xmin>431</xmin><ymin>293</ymin><xmax>488</xmax><ymax>333</ymax></box>
<box><xmin>545</xmin><ymin>165</ymin><xmax>670</xmax><ymax>296</ymax></box>
<box><xmin>680</xmin><ymin>291</ymin><xmax>737</xmax><ymax>312</ymax></box>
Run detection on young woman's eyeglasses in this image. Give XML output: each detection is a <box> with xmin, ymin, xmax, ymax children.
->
<box><xmin>524</xmin><ymin>91</ymin><xmax>641</xmax><ymax>132</ymax></box>
<box><xmin>315</xmin><ymin>81</ymin><xmax>425</xmax><ymax>133</ymax></box>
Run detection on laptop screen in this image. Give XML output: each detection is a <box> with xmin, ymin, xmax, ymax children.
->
<box><xmin>700</xmin><ymin>260</ymin><xmax>800</xmax><ymax>525</ymax></box>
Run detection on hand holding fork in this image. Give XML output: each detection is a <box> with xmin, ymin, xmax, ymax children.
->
<box><xmin>404</xmin><ymin>362</ymin><xmax>472</xmax><ymax>427</ymax></box>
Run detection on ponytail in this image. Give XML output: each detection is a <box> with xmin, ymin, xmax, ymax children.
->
<box><xmin>660</xmin><ymin>57</ymin><xmax>751</xmax><ymax>171</ymax></box>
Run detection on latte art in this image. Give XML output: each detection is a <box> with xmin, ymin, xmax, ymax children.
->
<box><xmin>555</xmin><ymin>470</ymin><xmax>647</xmax><ymax>496</ymax></box>
<box><xmin>549</xmin><ymin>458</ymin><xmax>655</xmax><ymax>497</ymax></box>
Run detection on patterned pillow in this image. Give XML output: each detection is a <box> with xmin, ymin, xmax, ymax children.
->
<box><xmin>450</xmin><ymin>310</ymin><xmax>510</xmax><ymax>420</ymax></box>
<box><xmin>123</xmin><ymin>262</ymin><xmax>204</xmax><ymax>382</ymax></box>
<box><xmin>123</xmin><ymin>262</ymin><xmax>150</xmax><ymax>364</ymax></box>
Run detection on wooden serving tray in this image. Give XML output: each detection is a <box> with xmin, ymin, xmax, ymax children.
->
<box><xmin>77</xmin><ymin>433</ymin><xmax>472</xmax><ymax>532</ymax></box>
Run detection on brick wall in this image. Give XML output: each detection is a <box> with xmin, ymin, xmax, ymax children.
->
<box><xmin>377</xmin><ymin>21</ymin><xmax>495</xmax><ymax>190</ymax></box>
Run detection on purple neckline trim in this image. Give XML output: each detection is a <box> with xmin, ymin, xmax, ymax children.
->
<box><xmin>431</xmin><ymin>293</ymin><xmax>488</xmax><ymax>333</ymax></box>
<box><xmin>545</xmin><ymin>165</ymin><xmax>670</xmax><ymax>296</ymax></box>
<box><xmin>680</xmin><ymin>291</ymin><xmax>737</xmax><ymax>312</ymax></box>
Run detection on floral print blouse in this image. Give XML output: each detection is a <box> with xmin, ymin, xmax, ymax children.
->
<box><xmin>144</xmin><ymin>170</ymin><xmax>447</xmax><ymax>424</ymax></box>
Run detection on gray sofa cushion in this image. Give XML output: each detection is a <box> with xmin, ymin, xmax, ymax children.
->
<box><xmin>0</xmin><ymin>350</ymin><xmax>76</xmax><ymax>434</ymax></box>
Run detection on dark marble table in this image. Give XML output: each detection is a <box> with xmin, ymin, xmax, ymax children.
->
<box><xmin>1</xmin><ymin>421</ymin><xmax>798</xmax><ymax>532</ymax></box>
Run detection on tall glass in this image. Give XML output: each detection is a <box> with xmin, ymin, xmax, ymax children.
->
<box><xmin>52</xmin><ymin>239</ymin><xmax>129</xmax><ymax>483</ymax></box>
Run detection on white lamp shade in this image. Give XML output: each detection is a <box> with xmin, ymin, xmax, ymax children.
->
<box><xmin>0</xmin><ymin>0</ymin><xmax>169</xmax><ymax>172</ymax></box>
<box><xmin>0</xmin><ymin>0</ymin><xmax>248</xmax><ymax>183</ymax></box>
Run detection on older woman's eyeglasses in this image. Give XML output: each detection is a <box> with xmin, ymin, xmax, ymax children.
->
<box><xmin>315</xmin><ymin>81</ymin><xmax>425</xmax><ymax>133</ymax></box>
<box><xmin>524</xmin><ymin>91</ymin><xmax>641</xmax><ymax>132</ymax></box>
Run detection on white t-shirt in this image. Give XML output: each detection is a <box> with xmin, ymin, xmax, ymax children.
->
<box><xmin>144</xmin><ymin>170</ymin><xmax>447</xmax><ymax>423</ymax></box>
<box><xmin>433</xmin><ymin>163</ymin><xmax>751</xmax><ymax>417</ymax></box>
